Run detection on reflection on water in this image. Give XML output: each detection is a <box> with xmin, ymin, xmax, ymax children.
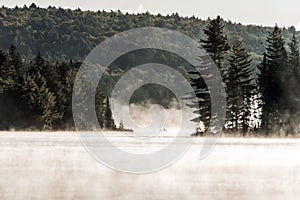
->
<box><xmin>0</xmin><ymin>132</ymin><xmax>299</xmax><ymax>200</ymax></box>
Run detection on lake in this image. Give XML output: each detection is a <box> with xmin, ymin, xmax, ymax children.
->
<box><xmin>0</xmin><ymin>132</ymin><xmax>299</xmax><ymax>200</ymax></box>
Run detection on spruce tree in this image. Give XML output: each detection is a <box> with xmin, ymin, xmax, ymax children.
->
<box><xmin>40</xmin><ymin>89</ymin><xmax>59</xmax><ymax>130</ymax></box>
<box><xmin>21</xmin><ymin>54</ymin><xmax>62</xmax><ymax>130</ymax></box>
<box><xmin>42</xmin><ymin>61</ymin><xmax>66</xmax><ymax>122</ymax></box>
<box><xmin>285</xmin><ymin>34</ymin><xmax>300</xmax><ymax>135</ymax></box>
<box><xmin>95</xmin><ymin>88</ymin><xmax>106</xmax><ymax>128</ymax></box>
<box><xmin>28</xmin><ymin>53</ymin><xmax>70</xmax><ymax>127</ymax></box>
<box><xmin>187</xmin><ymin>59</ymin><xmax>211</xmax><ymax>135</ymax></box>
<box><xmin>0</xmin><ymin>50</ymin><xmax>17</xmax><ymax>92</ymax></box>
<box><xmin>226</xmin><ymin>38</ymin><xmax>254</xmax><ymax>133</ymax></box>
<box><xmin>62</xmin><ymin>64</ymin><xmax>77</xmax><ymax>126</ymax></box>
<box><xmin>201</xmin><ymin>15</ymin><xmax>230</xmax><ymax>73</ymax></box>
<box><xmin>258</xmin><ymin>25</ymin><xmax>287</xmax><ymax>134</ymax></box>
<box><xmin>104</xmin><ymin>96</ymin><xmax>116</xmax><ymax>130</ymax></box>
<box><xmin>257</xmin><ymin>54</ymin><xmax>269</xmax><ymax>132</ymax></box>
<box><xmin>7</xmin><ymin>45</ymin><xmax>23</xmax><ymax>93</ymax></box>
<box><xmin>0</xmin><ymin>45</ymin><xmax>23</xmax><ymax>94</ymax></box>
<box><xmin>0</xmin><ymin>50</ymin><xmax>8</xmax><ymax>93</ymax></box>
<box><xmin>288</xmin><ymin>34</ymin><xmax>300</xmax><ymax>69</ymax></box>
<box><xmin>288</xmin><ymin>34</ymin><xmax>300</xmax><ymax>106</ymax></box>
<box><xmin>189</xmin><ymin>16</ymin><xmax>229</xmax><ymax>135</ymax></box>
<box><xmin>21</xmin><ymin>72</ymin><xmax>56</xmax><ymax>129</ymax></box>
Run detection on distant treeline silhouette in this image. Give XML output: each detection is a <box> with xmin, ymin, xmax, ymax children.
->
<box><xmin>0</xmin><ymin>5</ymin><xmax>299</xmax><ymax>136</ymax></box>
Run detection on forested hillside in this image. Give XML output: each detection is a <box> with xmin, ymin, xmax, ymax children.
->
<box><xmin>0</xmin><ymin>4</ymin><xmax>299</xmax><ymax>65</ymax></box>
<box><xmin>1</xmin><ymin>4</ymin><xmax>300</xmax><ymax>136</ymax></box>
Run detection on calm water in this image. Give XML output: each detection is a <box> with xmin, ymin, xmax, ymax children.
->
<box><xmin>0</xmin><ymin>132</ymin><xmax>299</xmax><ymax>200</ymax></box>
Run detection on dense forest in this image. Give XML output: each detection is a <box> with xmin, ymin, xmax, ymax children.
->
<box><xmin>0</xmin><ymin>4</ymin><xmax>299</xmax><ymax>69</ymax></box>
<box><xmin>0</xmin><ymin>45</ymin><xmax>120</xmax><ymax>130</ymax></box>
<box><xmin>0</xmin><ymin>4</ymin><xmax>300</xmax><ymax>136</ymax></box>
<box><xmin>190</xmin><ymin>16</ymin><xmax>300</xmax><ymax>136</ymax></box>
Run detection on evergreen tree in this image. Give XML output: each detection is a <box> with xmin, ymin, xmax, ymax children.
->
<box><xmin>288</xmin><ymin>34</ymin><xmax>300</xmax><ymax>68</ymax></box>
<box><xmin>287</xmin><ymin>34</ymin><xmax>300</xmax><ymax>106</ymax></box>
<box><xmin>104</xmin><ymin>96</ymin><xmax>116</xmax><ymax>130</ymax></box>
<box><xmin>95</xmin><ymin>88</ymin><xmax>106</xmax><ymax>128</ymax></box>
<box><xmin>8</xmin><ymin>45</ymin><xmax>19</xmax><ymax>69</ymax></box>
<box><xmin>257</xmin><ymin>54</ymin><xmax>269</xmax><ymax>132</ymax></box>
<box><xmin>284</xmin><ymin>34</ymin><xmax>300</xmax><ymax>135</ymax></box>
<box><xmin>190</xmin><ymin>15</ymin><xmax>229</xmax><ymax>135</ymax></box>
<box><xmin>0</xmin><ymin>46</ymin><xmax>79</xmax><ymax>130</ymax></box>
<box><xmin>7</xmin><ymin>45</ymin><xmax>23</xmax><ymax>93</ymax></box>
<box><xmin>21</xmin><ymin>54</ymin><xmax>63</xmax><ymax>130</ymax></box>
<box><xmin>42</xmin><ymin>61</ymin><xmax>67</xmax><ymax>122</ymax></box>
<box><xmin>8</xmin><ymin>44</ymin><xmax>17</xmax><ymax>58</ymax></box>
<box><xmin>226</xmin><ymin>38</ymin><xmax>254</xmax><ymax>133</ymax></box>
<box><xmin>21</xmin><ymin>72</ymin><xmax>59</xmax><ymax>129</ymax></box>
<box><xmin>258</xmin><ymin>25</ymin><xmax>287</xmax><ymax>134</ymax></box>
<box><xmin>61</xmin><ymin>64</ymin><xmax>77</xmax><ymax>127</ymax></box>
<box><xmin>201</xmin><ymin>15</ymin><xmax>230</xmax><ymax>73</ymax></box>
<box><xmin>187</xmin><ymin>58</ymin><xmax>211</xmax><ymax>135</ymax></box>
<box><xmin>28</xmin><ymin>53</ymin><xmax>70</xmax><ymax>127</ymax></box>
<box><xmin>0</xmin><ymin>50</ymin><xmax>8</xmax><ymax>93</ymax></box>
<box><xmin>32</xmin><ymin>52</ymin><xmax>44</xmax><ymax>73</ymax></box>
<box><xmin>0</xmin><ymin>50</ymin><xmax>17</xmax><ymax>91</ymax></box>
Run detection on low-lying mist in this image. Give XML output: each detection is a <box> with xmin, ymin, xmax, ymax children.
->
<box><xmin>0</xmin><ymin>133</ymin><xmax>299</xmax><ymax>200</ymax></box>
<box><xmin>111</xmin><ymin>100</ymin><xmax>197</xmax><ymax>137</ymax></box>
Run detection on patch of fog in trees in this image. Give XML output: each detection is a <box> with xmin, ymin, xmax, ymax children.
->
<box><xmin>111</xmin><ymin>99</ymin><xmax>197</xmax><ymax>136</ymax></box>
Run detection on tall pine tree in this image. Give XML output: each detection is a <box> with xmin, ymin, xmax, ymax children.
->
<box><xmin>104</xmin><ymin>96</ymin><xmax>116</xmax><ymax>130</ymax></box>
<box><xmin>201</xmin><ymin>16</ymin><xmax>230</xmax><ymax>73</ymax></box>
<box><xmin>188</xmin><ymin>16</ymin><xmax>230</xmax><ymax>135</ymax></box>
<box><xmin>95</xmin><ymin>87</ymin><xmax>106</xmax><ymax>128</ymax></box>
<box><xmin>258</xmin><ymin>25</ymin><xmax>287</xmax><ymax>135</ymax></box>
<box><xmin>226</xmin><ymin>38</ymin><xmax>254</xmax><ymax>133</ymax></box>
<box><xmin>0</xmin><ymin>48</ymin><xmax>18</xmax><ymax>92</ymax></box>
<box><xmin>21</xmin><ymin>72</ymin><xmax>59</xmax><ymax>130</ymax></box>
<box><xmin>284</xmin><ymin>34</ymin><xmax>300</xmax><ymax>135</ymax></box>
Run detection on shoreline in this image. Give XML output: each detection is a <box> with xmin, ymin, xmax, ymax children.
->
<box><xmin>0</xmin><ymin>131</ymin><xmax>299</xmax><ymax>139</ymax></box>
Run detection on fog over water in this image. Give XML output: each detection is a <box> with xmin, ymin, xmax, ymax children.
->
<box><xmin>111</xmin><ymin>100</ymin><xmax>199</xmax><ymax>137</ymax></box>
<box><xmin>0</xmin><ymin>132</ymin><xmax>299</xmax><ymax>200</ymax></box>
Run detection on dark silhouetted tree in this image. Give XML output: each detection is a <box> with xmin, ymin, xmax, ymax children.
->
<box><xmin>258</xmin><ymin>25</ymin><xmax>287</xmax><ymax>135</ymax></box>
<box><xmin>104</xmin><ymin>96</ymin><xmax>116</xmax><ymax>130</ymax></box>
<box><xmin>95</xmin><ymin>88</ymin><xmax>106</xmax><ymax>128</ymax></box>
<box><xmin>201</xmin><ymin>15</ymin><xmax>230</xmax><ymax>74</ymax></box>
<box><xmin>226</xmin><ymin>38</ymin><xmax>254</xmax><ymax>133</ymax></box>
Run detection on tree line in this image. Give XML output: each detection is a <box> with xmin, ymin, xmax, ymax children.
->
<box><xmin>191</xmin><ymin>16</ymin><xmax>300</xmax><ymax>136</ymax></box>
<box><xmin>0</xmin><ymin>4</ymin><xmax>299</xmax><ymax>68</ymax></box>
<box><xmin>0</xmin><ymin>9</ymin><xmax>300</xmax><ymax>136</ymax></box>
<box><xmin>0</xmin><ymin>45</ymin><xmax>118</xmax><ymax>130</ymax></box>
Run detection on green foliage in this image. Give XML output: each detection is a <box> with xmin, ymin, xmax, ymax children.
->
<box><xmin>225</xmin><ymin>38</ymin><xmax>255</xmax><ymax>133</ymax></box>
<box><xmin>187</xmin><ymin>64</ymin><xmax>211</xmax><ymax>135</ymax></box>
<box><xmin>95</xmin><ymin>87</ymin><xmax>105</xmax><ymax>128</ymax></box>
<box><xmin>21</xmin><ymin>71</ymin><xmax>58</xmax><ymax>129</ymax></box>
<box><xmin>201</xmin><ymin>16</ymin><xmax>230</xmax><ymax>70</ymax></box>
<box><xmin>0</xmin><ymin>6</ymin><xmax>300</xmax><ymax>135</ymax></box>
<box><xmin>189</xmin><ymin>16</ymin><xmax>230</xmax><ymax>135</ymax></box>
<box><xmin>258</xmin><ymin>25</ymin><xmax>288</xmax><ymax>134</ymax></box>
<box><xmin>0</xmin><ymin>6</ymin><xmax>298</xmax><ymax>68</ymax></box>
<box><xmin>0</xmin><ymin>49</ymin><xmax>17</xmax><ymax>92</ymax></box>
<box><xmin>282</xmin><ymin>34</ymin><xmax>300</xmax><ymax>135</ymax></box>
<box><xmin>104</xmin><ymin>96</ymin><xmax>116</xmax><ymax>130</ymax></box>
<box><xmin>0</xmin><ymin>47</ymin><xmax>81</xmax><ymax>130</ymax></box>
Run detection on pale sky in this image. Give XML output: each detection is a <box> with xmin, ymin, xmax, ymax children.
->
<box><xmin>2</xmin><ymin>0</ymin><xmax>300</xmax><ymax>30</ymax></box>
